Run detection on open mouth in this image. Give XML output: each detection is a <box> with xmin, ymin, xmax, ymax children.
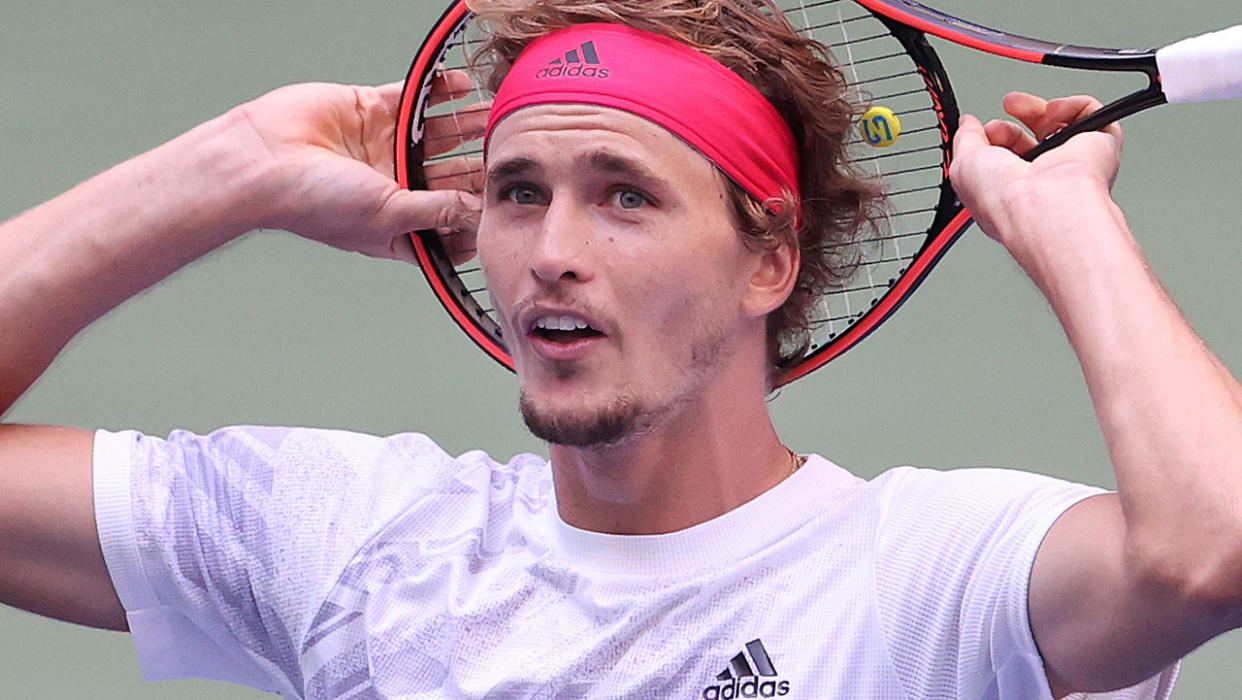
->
<box><xmin>531</xmin><ymin>315</ymin><xmax>604</xmax><ymax>344</ymax></box>
<box><xmin>534</xmin><ymin>327</ymin><xmax>604</xmax><ymax>343</ymax></box>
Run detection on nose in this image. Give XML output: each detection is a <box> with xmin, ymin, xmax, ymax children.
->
<box><xmin>530</xmin><ymin>196</ymin><xmax>594</xmax><ymax>284</ymax></box>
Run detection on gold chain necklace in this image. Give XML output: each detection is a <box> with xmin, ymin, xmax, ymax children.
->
<box><xmin>785</xmin><ymin>445</ymin><xmax>807</xmax><ymax>476</ymax></box>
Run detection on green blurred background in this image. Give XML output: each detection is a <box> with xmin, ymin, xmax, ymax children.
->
<box><xmin>1</xmin><ymin>1</ymin><xmax>1239</xmax><ymax>697</ymax></box>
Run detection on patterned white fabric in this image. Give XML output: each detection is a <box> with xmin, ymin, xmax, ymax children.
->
<box><xmin>93</xmin><ymin>427</ymin><xmax>1177</xmax><ymax>699</ymax></box>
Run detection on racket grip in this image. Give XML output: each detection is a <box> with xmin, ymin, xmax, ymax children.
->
<box><xmin>1156</xmin><ymin>25</ymin><xmax>1242</xmax><ymax>104</ymax></box>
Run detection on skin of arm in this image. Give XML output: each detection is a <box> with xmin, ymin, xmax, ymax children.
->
<box><xmin>950</xmin><ymin>94</ymin><xmax>1242</xmax><ymax>696</ymax></box>
<box><xmin>0</xmin><ymin>80</ymin><xmax>479</xmax><ymax>630</ymax></box>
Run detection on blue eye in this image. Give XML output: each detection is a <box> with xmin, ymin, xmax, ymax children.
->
<box><xmin>614</xmin><ymin>190</ymin><xmax>648</xmax><ymax>209</ymax></box>
<box><xmin>505</xmin><ymin>184</ymin><xmax>541</xmax><ymax>205</ymax></box>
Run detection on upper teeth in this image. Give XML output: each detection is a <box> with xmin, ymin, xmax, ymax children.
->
<box><xmin>534</xmin><ymin>315</ymin><xmax>592</xmax><ymax>331</ymax></box>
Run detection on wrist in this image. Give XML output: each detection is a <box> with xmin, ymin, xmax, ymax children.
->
<box><xmin>1002</xmin><ymin>194</ymin><xmax>1144</xmax><ymax>327</ymax></box>
<box><xmin>148</xmin><ymin>107</ymin><xmax>286</xmax><ymax>237</ymax></box>
<box><xmin>996</xmin><ymin>177</ymin><xmax>1126</xmax><ymax>276</ymax></box>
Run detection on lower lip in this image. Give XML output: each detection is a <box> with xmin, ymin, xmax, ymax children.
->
<box><xmin>526</xmin><ymin>332</ymin><xmax>606</xmax><ymax>362</ymax></box>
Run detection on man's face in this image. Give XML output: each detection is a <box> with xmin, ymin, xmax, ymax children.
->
<box><xmin>477</xmin><ymin>104</ymin><xmax>762</xmax><ymax>446</ymax></box>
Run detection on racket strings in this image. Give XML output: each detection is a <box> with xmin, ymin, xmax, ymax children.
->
<box><xmin>423</xmin><ymin>156</ymin><xmax>485</xmax><ymax>176</ymax></box>
<box><xmin>870</xmin><ymin>86</ymin><xmax>934</xmax><ymax>101</ymax></box>
<box><xmin>844</xmin><ymin>68</ymin><xmax>923</xmax><ymax>88</ymax></box>
<box><xmin>425</xmin><ymin>148</ymin><xmax>485</xmax><ymax>164</ymax></box>
<box><xmin>839</xmin><ymin>50</ymin><xmax>917</xmax><ymax>67</ymax></box>
<box><xmin>771</xmin><ymin>0</ymin><xmax>947</xmax><ymax>347</ymax></box>
<box><xmin>886</xmin><ymin>183</ymin><xmax>944</xmax><ymax>198</ymax></box>
<box><xmin>820</xmin><ymin>228</ymin><xmax>927</xmax><ymax>251</ymax></box>
<box><xmin>793</xmin><ymin>0</ymin><xmax>864</xmax><ymax>10</ymax></box>
<box><xmin>419</xmin><ymin>31</ymin><xmax>493</xmax><ymax>199</ymax></box>
<box><xmin>803</xmin><ymin>15</ymin><xmax>880</xmax><ymax>34</ymax></box>
<box><xmin>874</xmin><ymin>162</ymin><xmax>943</xmax><ymax>178</ymax></box>
<box><xmin>885</xmin><ymin>124</ymin><xmax>940</xmax><ymax>137</ymax></box>
<box><xmin>433</xmin><ymin>86</ymin><xmax>482</xmax><ymax>100</ymax></box>
<box><xmin>852</xmin><ymin>142</ymin><xmax>944</xmax><ymax>163</ymax></box>
<box><xmin>425</xmin><ymin>107</ymin><xmax>491</xmax><ymax>139</ymax></box>
<box><xmin>814</xmin><ymin>30</ymin><xmax>894</xmax><ymax>48</ymax></box>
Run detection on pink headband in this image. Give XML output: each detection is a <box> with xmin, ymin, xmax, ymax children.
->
<box><xmin>485</xmin><ymin>23</ymin><xmax>800</xmax><ymax>209</ymax></box>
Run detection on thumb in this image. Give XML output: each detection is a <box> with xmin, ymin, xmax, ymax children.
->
<box><xmin>951</xmin><ymin>114</ymin><xmax>991</xmax><ymax>160</ymax></box>
<box><xmin>372</xmin><ymin>188</ymin><xmax>481</xmax><ymax>265</ymax></box>
<box><xmin>949</xmin><ymin>114</ymin><xmax>991</xmax><ymax>186</ymax></box>
<box><xmin>380</xmin><ymin>188</ymin><xmax>481</xmax><ymax>236</ymax></box>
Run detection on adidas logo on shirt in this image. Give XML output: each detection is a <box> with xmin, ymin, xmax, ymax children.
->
<box><xmin>535</xmin><ymin>40</ymin><xmax>610</xmax><ymax>79</ymax></box>
<box><xmin>701</xmin><ymin>639</ymin><xmax>791</xmax><ymax>699</ymax></box>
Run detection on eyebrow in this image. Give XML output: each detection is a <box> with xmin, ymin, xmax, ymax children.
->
<box><xmin>486</xmin><ymin>157</ymin><xmax>540</xmax><ymax>181</ymax></box>
<box><xmin>581</xmin><ymin>150</ymin><xmax>660</xmax><ymax>183</ymax></box>
<box><xmin>487</xmin><ymin>151</ymin><xmax>663</xmax><ymax>181</ymax></box>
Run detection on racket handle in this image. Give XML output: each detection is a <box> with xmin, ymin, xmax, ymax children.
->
<box><xmin>1156</xmin><ymin>25</ymin><xmax>1242</xmax><ymax>104</ymax></box>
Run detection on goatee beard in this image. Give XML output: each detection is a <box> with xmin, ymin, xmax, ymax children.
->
<box><xmin>515</xmin><ymin>323</ymin><xmax>730</xmax><ymax>447</ymax></box>
<box><xmin>519</xmin><ymin>391</ymin><xmax>652</xmax><ymax>447</ymax></box>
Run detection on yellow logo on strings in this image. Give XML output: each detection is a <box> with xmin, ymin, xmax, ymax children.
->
<box><xmin>859</xmin><ymin>106</ymin><xmax>901</xmax><ymax>147</ymax></box>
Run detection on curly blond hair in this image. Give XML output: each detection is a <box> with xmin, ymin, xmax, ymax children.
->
<box><xmin>470</xmin><ymin>0</ymin><xmax>883</xmax><ymax>373</ymax></box>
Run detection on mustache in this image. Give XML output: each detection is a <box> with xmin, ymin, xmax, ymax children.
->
<box><xmin>504</xmin><ymin>291</ymin><xmax>613</xmax><ymax>335</ymax></box>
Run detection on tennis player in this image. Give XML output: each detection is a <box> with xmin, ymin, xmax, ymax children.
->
<box><xmin>1</xmin><ymin>0</ymin><xmax>1237</xmax><ymax>697</ymax></box>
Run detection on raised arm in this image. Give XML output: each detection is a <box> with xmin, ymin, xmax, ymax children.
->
<box><xmin>0</xmin><ymin>80</ymin><xmax>480</xmax><ymax>630</ymax></box>
<box><xmin>950</xmin><ymin>93</ymin><xmax>1242</xmax><ymax>696</ymax></box>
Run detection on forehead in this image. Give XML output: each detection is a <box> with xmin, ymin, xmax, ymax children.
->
<box><xmin>486</xmin><ymin>103</ymin><xmax>717</xmax><ymax>180</ymax></box>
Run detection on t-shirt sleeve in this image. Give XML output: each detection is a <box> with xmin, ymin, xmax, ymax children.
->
<box><xmin>871</xmin><ymin>466</ymin><xmax>1177</xmax><ymax>700</ymax></box>
<box><xmin>92</xmin><ymin>426</ymin><xmax>462</xmax><ymax>696</ymax></box>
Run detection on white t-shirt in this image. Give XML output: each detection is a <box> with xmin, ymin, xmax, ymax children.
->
<box><xmin>93</xmin><ymin>426</ymin><xmax>1177</xmax><ymax>699</ymax></box>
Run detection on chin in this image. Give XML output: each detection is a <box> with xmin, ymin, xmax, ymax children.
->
<box><xmin>518</xmin><ymin>389</ymin><xmax>653</xmax><ymax>447</ymax></box>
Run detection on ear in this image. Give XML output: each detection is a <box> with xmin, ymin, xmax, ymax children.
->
<box><xmin>740</xmin><ymin>240</ymin><xmax>799</xmax><ymax>318</ymax></box>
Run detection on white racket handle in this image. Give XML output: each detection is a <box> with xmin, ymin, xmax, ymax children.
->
<box><xmin>1156</xmin><ymin>25</ymin><xmax>1242</xmax><ymax>104</ymax></box>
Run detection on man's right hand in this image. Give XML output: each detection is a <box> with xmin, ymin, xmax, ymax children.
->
<box><xmin>0</xmin><ymin>78</ymin><xmax>482</xmax><ymax>631</ymax></box>
<box><xmin>232</xmin><ymin>77</ymin><xmax>483</xmax><ymax>262</ymax></box>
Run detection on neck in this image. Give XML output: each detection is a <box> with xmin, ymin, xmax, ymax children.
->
<box><xmin>548</xmin><ymin>362</ymin><xmax>792</xmax><ymax>535</ymax></box>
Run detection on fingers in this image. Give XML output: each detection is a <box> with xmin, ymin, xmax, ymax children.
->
<box><xmin>371</xmin><ymin>189</ymin><xmax>481</xmax><ymax>264</ymax></box>
<box><xmin>372</xmin><ymin>81</ymin><xmax>406</xmax><ymax>103</ymax></box>
<box><xmin>359</xmin><ymin>75</ymin><xmax>489</xmax><ymax>169</ymax></box>
<box><xmin>948</xmin><ymin>114</ymin><xmax>1020</xmax><ymax>241</ymax></box>
<box><xmin>951</xmin><ymin>113</ymin><xmax>994</xmax><ymax>160</ymax></box>
<box><xmin>374</xmin><ymin>71</ymin><xmax>477</xmax><ymax>117</ymax></box>
<box><xmin>430</xmin><ymin>189</ymin><xmax>481</xmax><ymax>266</ymax></box>
<box><xmin>439</xmin><ymin>228</ymin><xmax>480</xmax><ymax>266</ymax></box>
<box><xmin>422</xmin><ymin>104</ymin><xmax>489</xmax><ymax>159</ymax></box>
<box><xmin>1000</xmin><ymin>92</ymin><xmax>1051</xmax><ymax>138</ymax></box>
<box><xmin>362</xmin><ymin>73</ymin><xmax>490</xmax><ymax>187</ymax></box>
<box><xmin>388</xmin><ymin>231</ymin><xmax>419</xmax><ymax>264</ymax></box>
<box><xmin>392</xmin><ymin>188</ymin><xmax>480</xmax><ymax>237</ymax></box>
<box><xmin>387</xmin><ymin>230</ymin><xmax>477</xmax><ymax>266</ymax></box>
<box><xmin>1003</xmin><ymin>91</ymin><xmax>1094</xmax><ymax>142</ymax></box>
<box><xmin>955</xmin><ymin>111</ymin><xmax>1041</xmax><ymax>163</ymax></box>
<box><xmin>429</xmin><ymin>69</ymin><xmax>475</xmax><ymax>106</ymax></box>
<box><xmin>391</xmin><ymin>229</ymin><xmax>479</xmax><ymax>267</ymax></box>
<box><xmin>424</xmin><ymin>156</ymin><xmax>485</xmax><ymax>194</ymax></box>
<box><xmin>983</xmin><ymin>118</ymin><xmax>1038</xmax><ymax>156</ymax></box>
<box><xmin>420</xmin><ymin>70</ymin><xmax>489</xmax><ymax>160</ymax></box>
<box><xmin>347</xmin><ymin>84</ymin><xmax>404</xmax><ymax>176</ymax></box>
<box><xmin>1002</xmin><ymin>92</ymin><xmax>1124</xmax><ymax>150</ymax></box>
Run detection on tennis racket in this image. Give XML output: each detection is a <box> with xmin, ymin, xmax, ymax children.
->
<box><xmin>395</xmin><ymin>0</ymin><xmax>1242</xmax><ymax>386</ymax></box>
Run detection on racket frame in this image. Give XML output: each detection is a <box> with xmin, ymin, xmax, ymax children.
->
<box><xmin>397</xmin><ymin>0</ymin><xmax>512</xmax><ymax>368</ymax></box>
<box><xmin>396</xmin><ymin>0</ymin><xmax>1178</xmax><ymax>384</ymax></box>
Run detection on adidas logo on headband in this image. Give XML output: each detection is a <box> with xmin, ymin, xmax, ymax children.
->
<box><xmin>535</xmin><ymin>40</ymin><xmax>611</xmax><ymax>79</ymax></box>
